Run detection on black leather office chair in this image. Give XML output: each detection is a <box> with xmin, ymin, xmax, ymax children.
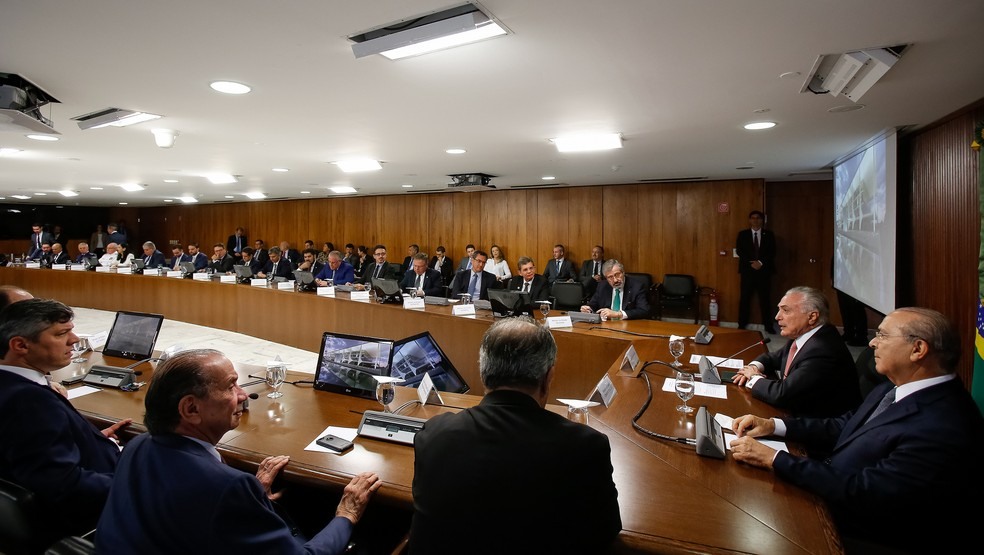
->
<box><xmin>855</xmin><ymin>346</ymin><xmax>888</xmax><ymax>399</ymax></box>
<box><xmin>45</xmin><ymin>536</ymin><xmax>95</xmax><ymax>555</ymax></box>
<box><xmin>0</xmin><ymin>478</ymin><xmax>40</xmax><ymax>555</ymax></box>
<box><xmin>550</xmin><ymin>281</ymin><xmax>585</xmax><ymax>311</ymax></box>
<box><xmin>625</xmin><ymin>272</ymin><xmax>656</xmax><ymax>318</ymax></box>
<box><xmin>655</xmin><ymin>274</ymin><xmax>700</xmax><ymax>323</ymax></box>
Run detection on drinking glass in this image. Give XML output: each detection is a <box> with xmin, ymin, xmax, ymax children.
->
<box><xmin>669</xmin><ymin>338</ymin><xmax>685</xmax><ymax>368</ymax></box>
<box><xmin>567</xmin><ymin>405</ymin><xmax>589</xmax><ymax>425</ymax></box>
<box><xmin>539</xmin><ymin>301</ymin><xmax>551</xmax><ymax>318</ymax></box>
<box><xmin>458</xmin><ymin>293</ymin><xmax>472</xmax><ymax>305</ymax></box>
<box><xmin>71</xmin><ymin>336</ymin><xmax>90</xmax><ymax>364</ymax></box>
<box><xmin>265</xmin><ymin>363</ymin><xmax>286</xmax><ymax>399</ymax></box>
<box><xmin>675</xmin><ymin>371</ymin><xmax>695</xmax><ymax>413</ymax></box>
<box><xmin>376</xmin><ymin>381</ymin><xmax>395</xmax><ymax>412</ymax></box>
<box><xmin>407</xmin><ymin>287</ymin><xmax>418</xmax><ymax>299</ymax></box>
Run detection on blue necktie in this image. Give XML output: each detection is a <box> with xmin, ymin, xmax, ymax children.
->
<box><xmin>470</xmin><ymin>272</ymin><xmax>480</xmax><ymax>299</ymax></box>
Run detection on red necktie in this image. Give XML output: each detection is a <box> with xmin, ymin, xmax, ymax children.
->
<box><xmin>784</xmin><ymin>342</ymin><xmax>798</xmax><ymax>378</ymax></box>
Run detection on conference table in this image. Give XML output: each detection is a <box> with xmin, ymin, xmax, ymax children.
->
<box><xmin>3</xmin><ymin>266</ymin><xmax>842</xmax><ymax>554</ymax></box>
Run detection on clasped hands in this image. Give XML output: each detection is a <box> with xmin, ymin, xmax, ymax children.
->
<box><xmin>729</xmin><ymin>415</ymin><xmax>778</xmax><ymax>469</ymax></box>
<box><xmin>731</xmin><ymin>364</ymin><xmax>764</xmax><ymax>387</ymax></box>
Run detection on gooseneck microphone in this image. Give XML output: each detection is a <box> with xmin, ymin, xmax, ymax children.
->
<box><xmin>699</xmin><ymin>337</ymin><xmax>771</xmax><ymax>384</ymax></box>
<box><xmin>248</xmin><ymin>393</ymin><xmax>259</xmax><ymax>400</ymax></box>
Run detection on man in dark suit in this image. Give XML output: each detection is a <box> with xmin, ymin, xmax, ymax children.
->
<box><xmin>226</xmin><ymin>226</ymin><xmax>248</xmax><ymax>261</ymax></box>
<box><xmin>253</xmin><ymin>239</ymin><xmax>270</xmax><ymax>266</ymax></box>
<box><xmin>279</xmin><ymin>241</ymin><xmax>301</xmax><ymax>269</ymax></box>
<box><xmin>450</xmin><ymin>250</ymin><xmax>497</xmax><ymax>301</ymax></box>
<box><xmin>75</xmin><ymin>242</ymin><xmax>99</xmax><ymax>266</ymax></box>
<box><xmin>316</xmin><ymin>251</ymin><xmax>356</xmax><ymax>286</ymax></box>
<box><xmin>456</xmin><ymin>244</ymin><xmax>475</xmax><ymax>273</ymax></box>
<box><xmin>257</xmin><ymin>247</ymin><xmax>294</xmax><ymax>280</ymax></box>
<box><xmin>239</xmin><ymin>247</ymin><xmax>264</xmax><ymax>276</ymax></box>
<box><xmin>736</xmin><ymin>210</ymin><xmax>777</xmax><ymax>333</ymax></box>
<box><xmin>50</xmin><ymin>242</ymin><xmax>71</xmax><ymax>265</ymax></box>
<box><xmin>141</xmin><ymin>241</ymin><xmax>167</xmax><ymax>269</ymax></box>
<box><xmin>28</xmin><ymin>223</ymin><xmax>54</xmax><ymax>260</ymax></box>
<box><xmin>208</xmin><ymin>243</ymin><xmax>236</xmax><ymax>273</ymax></box>
<box><xmin>107</xmin><ymin>222</ymin><xmax>127</xmax><ymax>246</ymax></box>
<box><xmin>400</xmin><ymin>253</ymin><xmax>445</xmax><ymax>297</ymax></box>
<box><xmin>429</xmin><ymin>245</ymin><xmax>454</xmax><ymax>286</ymax></box>
<box><xmin>358</xmin><ymin>244</ymin><xmax>399</xmax><ymax>286</ymax></box>
<box><xmin>507</xmin><ymin>256</ymin><xmax>550</xmax><ymax>303</ymax></box>
<box><xmin>169</xmin><ymin>246</ymin><xmax>188</xmax><ymax>270</ymax></box>
<box><xmin>578</xmin><ymin>245</ymin><xmax>606</xmax><ymax>297</ymax></box>
<box><xmin>401</xmin><ymin>244</ymin><xmax>419</xmax><ymax>276</ymax></box>
<box><xmin>35</xmin><ymin>242</ymin><xmax>54</xmax><ymax>266</ymax></box>
<box><xmin>0</xmin><ymin>300</ymin><xmax>131</xmax><ymax>549</ymax></box>
<box><xmin>95</xmin><ymin>349</ymin><xmax>381</xmax><ymax>554</ymax></box>
<box><xmin>732</xmin><ymin>286</ymin><xmax>860</xmax><ymax>417</ymax></box>
<box><xmin>187</xmin><ymin>243</ymin><xmax>209</xmax><ymax>271</ymax></box>
<box><xmin>294</xmin><ymin>248</ymin><xmax>324</xmax><ymax>278</ymax></box>
<box><xmin>581</xmin><ymin>260</ymin><xmax>651</xmax><ymax>320</ymax></box>
<box><xmin>543</xmin><ymin>243</ymin><xmax>577</xmax><ymax>285</ymax></box>
<box><xmin>730</xmin><ymin>307</ymin><xmax>984</xmax><ymax>554</ymax></box>
<box><xmin>410</xmin><ymin>317</ymin><xmax>621</xmax><ymax>554</ymax></box>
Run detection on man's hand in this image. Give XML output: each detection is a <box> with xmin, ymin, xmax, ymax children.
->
<box><xmin>50</xmin><ymin>380</ymin><xmax>69</xmax><ymax>399</ymax></box>
<box><xmin>101</xmin><ymin>418</ymin><xmax>133</xmax><ymax>440</ymax></box>
<box><xmin>255</xmin><ymin>455</ymin><xmax>290</xmax><ymax>501</ymax></box>
<box><xmin>731</xmin><ymin>414</ymin><xmax>774</xmax><ymax>438</ymax></box>
<box><xmin>579</xmin><ymin>305</ymin><xmax>592</xmax><ymax>313</ymax></box>
<box><xmin>598</xmin><ymin>308</ymin><xmax>621</xmax><ymax>320</ymax></box>
<box><xmin>731</xmin><ymin>364</ymin><xmax>764</xmax><ymax>386</ymax></box>
<box><xmin>729</xmin><ymin>436</ymin><xmax>777</xmax><ymax>469</ymax></box>
<box><xmin>335</xmin><ymin>472</ymin><xmax>383</xmax><ymax>524</ymax></box>
<box><xmin>750</xmin><ymin>260</ymin><xmax>763</xmax><ymax>271</ymax></box>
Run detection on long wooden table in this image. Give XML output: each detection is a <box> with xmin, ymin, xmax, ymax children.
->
<box><xmin>6</xmin><ymin>266</ymin><xmax>841</xmax><ymax>553</ymax></box>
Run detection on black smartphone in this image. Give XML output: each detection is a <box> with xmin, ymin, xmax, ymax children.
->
<box><xmin>316</xmin><ymin>434</ymin><xmax>354</xmax><ymax>453</ymax></box>
<box><xmin>61</xmin><ymin>374</ymin><xmax>87</xmax><ymax>386</ymax></box>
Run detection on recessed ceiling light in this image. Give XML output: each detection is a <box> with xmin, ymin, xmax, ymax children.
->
<box><xmin>300</xmin><ymin>190</ymin><xmax>311</xmax><ymax>194</ymax></box>
<box><xmin>0</xmin><ymin>198</ymin><xmax>6</xmax><ymax>201</ymax></box>
<box><xmin>163</xmin><ymin>179</ymin><xmax>179</xmax><ymax>183</ymax></box>
<box><xmin>244</xmin><ymin>192</ymin><xmax>266</xmax><ymax>200</ymax></box>
<box><xmin>26</xmin><ymin>134</ymin><xmax>59</xmax><ymax>141</ymax></box>
<box><xmin>401</xmin><ymin>184</ymin><xmax>413</xmax><ymax>188</ymax></box>
<box><xmin>120</xmin><ymin>183</ymin><xmax>145</xmax><ymax>192</ymax></box>
<box><xmin>90</xmin><ymin>187</ymin><xmax>104</xmax><ymax>190</ymax></box>
<box><xmin>550</xmin><ymin>133</ymin><xmax>622</xmax><ymax>153</ymax></box>
<box><xmin>332</xmin><ymin>159</ymin><xmax>382</xmax><ymax>173</ymax></box>
<box><xmin>204</xmin><ymin>173</ymin><xmax>237</xmax><ymax>184</ymax></box>
<box><xmin>0</xmin><ymin>148</ymin><xmax>23</xmax><ymax>156</ymax></box>
<box><xmin>11</xmin><ymin>195</ymin><xmax>31</xmax><ymax>200</ymax></box>
<box><xmin>59</xmin><ymin>190</ymin><xmax>79</xmax><ymax>197</ymax></box>
<box><xmin>743</xmin><ymin>121</ymin><xmax>777</xmax><ymax>130</ymax></box>
<box><xmin>210</xmin><ymin>81</ymin><xmax>251</xmax><ymax>94</ymax></box>
<box><xmin>34</xmin><ymin>192</ymin><xmax>47</xmax><ymax>196</ymax></box>
<box><xmin>272</xmin><ymin>168</ymin><xmax>289</xmax><ymax>172</ymax></box>
<box><xmin>224</xmin><ymin>195</ymin><xmax>235</xmax><ymax>199</ymax></box>
<box><xmin>330</xmin><ymin>186</ymin><xmax>357</xmax><ymax>194</ymax></box>
<box><xmin>541</xmin><ymin>176</ymin><xmax>556</xmax><ymax>181</ymax></box>
<box><xmin>118</xmin><ymin>202</ymin><xmax>128</xmax><ymax>205</ymax></box>
<box><xmin>446</xmin><ymin>148</ymin><xmax>466</xmax><ymax>154</ymax></box>
<box><xmin>163</xmin><ymin>199</ymin><xmax>173</xmax><ymax>203</ymax></box>
<box><xmin>179</xmin><ymin>196</ymin><xmax>198</xmax><ymax>203</ymax></box>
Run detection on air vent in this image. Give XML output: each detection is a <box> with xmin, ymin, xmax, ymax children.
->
<box><xmin>638</xmin><ymin>177</ymin><xmax>709</xmax><ymax>183</ymax></box>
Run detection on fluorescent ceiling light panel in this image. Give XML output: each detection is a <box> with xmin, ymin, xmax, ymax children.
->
<box><xmin>331</xmin><ymin>186</ymin><xmax>357</xmax><ymax>194</ymax></box>
<box><xmin>120</xmin><ymin>183</ymin><xmax>145</xmax><ymax>192</ymax></box>
<box><xmin>11</xmin><ymin>195</ymin><xmax>31</xmax><ymax>199</ymax></box>
<box><xmin>244</xmin><ymin>192</ymin><xmax>266</xmax><ymax>199</ymax></box>
<box><xmin>72</xmin><ymin>108</ymin><xmax>161</xmax><ymax>130</ymax></box>
<box><xmin>26</xmin><ymin>134</ymin><xmax>58</xmax><ymax>141</ymax></box>
<box><xmin>0</xmin><ymin>148</ymin><xmax>22</xmax><ymax>156</ymax></box>
<box><xmin>59</xmin><ymin>190</ymin><xmax>79</xmax><ymax>197</ymax></box>
<box><xmin>209</xmin><ymin>81</ymin><xmax>252</xmax><ymax>94</ymax></box>
<box><xmin>333</xmin><ymin>159</ymin><xmax>382</xmax><ymax>172</ymax></box>
<box><xmin>179</xmin><ymin>196</ymin><xmax>198</xmax><ymax>203</ymax></box>
<box><xmin>744</xmin><ymin>121</ymin><xmax>776</xmax><ymax>130</ymax></box>
<box><xmin>550</xmin><ymin>133</ymin><xmax>622</xmax><ymax>153</ymax></box>
<box><xmin>352</xmin><ymin>9</ymin><xmax>507</xmax><ymax>60</ymax></box>
<box><xmin>205</xmin><ymin>173</ymin><xmax>237</xmax><ymax>184</ymax></box>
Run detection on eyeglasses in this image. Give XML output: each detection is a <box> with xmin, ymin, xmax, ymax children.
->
<box><xmin>874</xmin><ymin>331</ymin><xmax>919</xmax><ymax>341</ymax></box>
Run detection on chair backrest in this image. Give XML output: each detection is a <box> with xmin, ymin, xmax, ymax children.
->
<box><xmin>0</xmin><ymin>478</ymin><xmax>39</xmax><ymax>555</ymax></box>
<box><xmin>625</xmin><ymin>272</ymin><xmax>653</xmax><ymax>290</ymax></box>
<box><xmin>45</xmin><ymin>536</ymin><xmax>95</xmax><ymax>555</ymax></box>
<box><xmin>550</xmin><ymin>281</ymin><xmax>585</xmax><ymax>310</ymax></box>
<box><xmin>661</xmin><ymin>274</ymin><xmax>696</xmax><ymax>297</ymax></box>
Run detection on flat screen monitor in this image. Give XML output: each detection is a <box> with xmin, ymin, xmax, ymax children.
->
<box><xmin>487</xmin><ymin>289</ymin><xmax>534</xmax><ymax>318</ymax></box>
<box><xmin>233</xmin><ymin>264</ymin><xmax>253</xmax><ymax>279</ymax></box>
<box><xmin>180</xmin><ymin>262</ymin><xmax>197</xmax><ymax>274</ymax></box>
<box><xmin>293</xmin><ymin>270</ymin><xmax>315</xmax><ymax>288</ymax></box>
<box><xmin>371</xmin><ymin>277</ymin><xmax>403</xmax><ymax>303</ymax></box>
<box><xmin>314</xmin><ymin>332</ymin><xmax>394</xmax><ymax>399</ymax></box>
<box><xmin>392</xmin><ymin>331</ymin><xmax>470</xmax><ymax>394</ymax></box>
<box><xmin>102</xmin><ymin>311</ymin><xmax>165</xmax><ymax>360</ymax></box>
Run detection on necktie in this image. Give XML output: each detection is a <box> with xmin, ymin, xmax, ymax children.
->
<box><xmin>557</xmin><ymin>260</ymin><xmax>561</xmax><ymax>273</ymax></box>
<box><xmin>523</xmin><ymin>281</ymin><xmax>530</xmax><ymax>293</ymax></box>
<box><xmin>753</xmin><ymin>231</ymin><xmax>760</xmax><ymax>258</ymax></box>
<box><xmin>470</xmin><ymin>272</ymin><xmax>480</xmax><ymax>299</ymax></box>
<box><xmin>272</xmin><ymin>262</ymin><xmax>278</xmax><ymax>276</ymax></box>
<box><xmin>594</xmin><ymin>261</ymin><xmax>599</xmax><ymax>275</ymax></box>
<box><xmin>416</xmin><ymin>274</ymin><xmax>423</xmax><ymax>291</ymax></box>
<box><xmin>864</xmin><ymin>387</ymin><xmax>897</xmax><ymax>424</ymax></box>
<box><xmin>374</xmin><ymin>264</ymin><xmax>382</xmax><ymax>279</ymax></box>
<box><xmin>612</xmin><ymin>288</ymin><xmax>622</xmax><ymax>312</ymax></box>
<box><xmin>783</xmin><ymin>341</ymin><xmax>798</xmax><ymax>377</ymax></box>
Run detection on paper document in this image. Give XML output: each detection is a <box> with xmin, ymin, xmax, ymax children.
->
<box><xmin>689</xmin><ymin>354</ymin><xmax>743</xmax><ymax>369</ymax></box>
<box><xmin>304</xmin><ymin>426</ymin><xmax>359</xmax><ymax>454</ymax></box>
<box><xmin>662</xmin><ymin>377</ymin><xmax>727</xmax><ymax>399</ymax></box>
<box><xmin>67</xmin><ymin>386</ymin><xmax>102</xmax><ymax>400</ymax></box>
<box><xmin>715</xmin><ymin>412</ymin><xmax>789</xmax><ymax>452</ymax></box>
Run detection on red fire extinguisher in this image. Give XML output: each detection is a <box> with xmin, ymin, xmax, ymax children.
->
<box><xmin>709</xmin><ymin>291</ymin><xmax>719</xmax><ymax>327</ymax></box>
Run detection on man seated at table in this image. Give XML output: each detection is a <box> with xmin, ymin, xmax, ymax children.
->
<box><xmin>580</xmin><ymin>260</ymin><xmax>650</xmax><ymax>320</ymax></box>
<box><xmin>280</xmin><ymin>241</ymin><xmax>302</xmax><ymax>269</ymax></box>
<box><xmin>50</xmin><ymin>242</ymin><xmax>71</xmax><ymax>265</ymax></box>
<box><xmin>208</xmin><ymin>243</ymin><xmax>236</xmax><ymax>274</ymax></box>
<box><xmin>730</xmin><ymin>307</ymin><xmax>984</xmax><ymax>554</ymax></box>
<box><xmin>731</xmin><ymin>286</ymin><xmax>859</xmax><ymax>418</ymax></box>
<box><xmin>239</xmin><ymin>247</ymin><xmax>264</xmax><ymax>276</ymax></box>
<box><xmin>410</xmin><ymin>317</ymin><xmax>621</xmax><ymax>553</ymax></box>
<box><xmin>257</xmin><ymin>246</ymin><xmax>293</xmax><ymax>280</ymax></box>
<box><xmin>141</xmin><ymin>241</ymin><xmax>167</xmax><ymax>269</ymax></box>
<box><xmin>170</xmin><ymin>245</ymin><xmax>188</xmax><ymax>270</ymax></box>
<box><xmin>75</xmin><ymin>242</ymin><xmax>99</xmax><ymax>266</ymax></box>
<box><xmin>506</xmin><ymin>256</ymin><xmax>550</xmax><ymax>303</ymax></box>
<box><xmin>0</xmin><ymin>299</ymin><xmax>131</xmax><ymax>549</ymax></box>
<box><xmin>315</xmin><ymin>250</ymin><xmax>355</xmax><ymax>287</ymax></box>
<box><xmin>399</xmin><ymin>253</ymin><xmax>445</xmax><ymax>297</ymax></box>
<box><xmin>429</xmin><ymin>245</ymin><xmax>454</xmax><ymax>286</ymax></box>
<box><xmin>95</xmin><ymin>349</ymin><xmax>382</xmax><ymax>554</ymax></box>
<box><xmin>187</xmin><ymin>242</ymin><xmax>209</xmax><ymax>271</ymax></box>
<box><xmin>449</xmin><ymin>249</ymin><xmax>497</xmax><ymax>301</ymax></box>
<box><xmin>31</xmin><ymin>241</ymin><xmax>53</xmax><ymax>264</ymax></box>
<box><xmin>98</xmin><ymin>243</ymin><xmax>119</xmax><ymax>267</ymax></box>
<box><xmin>294</xmin><ymin>248</ymin><xmax>324</xmax><ymax>278</ymax></box>
<box><xmin>357</xmin><ymin>244</ymin><xmax>398</xmax><ymax>288</ymax></box>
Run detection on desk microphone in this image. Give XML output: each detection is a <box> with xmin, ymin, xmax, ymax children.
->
<box><xmin>243</xmin><ymin>392</ymin><xmax>260</xmax><ymax>411</ymax></box>
<box><xmin>698</xmin><ymin>337</ymin><xmax>771</xmax><ymax>384</ymax></box>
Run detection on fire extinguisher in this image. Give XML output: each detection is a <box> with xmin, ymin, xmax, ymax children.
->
<box><xmin>709</xmin><ymin>291</ymin><xmax>719</xmax><ymax>327</ymax></box>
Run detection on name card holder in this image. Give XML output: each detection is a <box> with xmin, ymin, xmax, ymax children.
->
<box><xmin>350</xmin><ymin>290</ymin><xmax>371</xmax><ymax>301</ymax></box>
<box><xmin>25</xmin><ymin>262</ymin><xmax>41</xmax><ymax>269</ymax></box>
<box><xmin>277</xmin><ymin>281</ymin><xmax>295</xmax><ymax>290</ymax></box>
<box><xmin>71</xmin><ymin>265</ymin><xmax>88</xmax><ymax>271</ymax></box>
<box><xmin>588</xmin><ymin>374</ymin><xmax>617</xmax><ymax>407</ymax></box>
<box><xmin>167</xmin><ymin>270</ymin><xmax>183</xmax><ymax>278</ymax></box>
<box><xmin>219</xmin><ymin>275</ymin><xmax>237</xmax><ymax>284</ymax></box>
<box><xmin>317</xmin><ymin>286</ymin><xmax>336</xmax><ymax>296</ymax></box>
<box><xmin>452</xmin><ymin>304</ymin><xmax>476</xmax><ymax>316</ymax></box>
<box><xmin>546</xmin><ymin>315</ymin><xmax>574</xmax><ymax>329</ymax></box>
<box><xmin>192</xmin><ymin>273</ymin><xmax>210</xmax><ymax>281</ymax></box>
<box><xmin>250</xmin><ymin>278</ymin><xmax>267</xmax><ymax>287</ymax></box>
<box><xmin>403</xmin><ymin>297</ymin><xmax>425</xmax><ymax>310</ymax></box>
<box><xmin>119</xmin><ymin>266</ymin><xmax>135</xmax><ymax>274</ymax></box>
<box><xmin>95</xmin><ymin>266</ymin><xmax>111</xmax><ymax>273</ymax></box>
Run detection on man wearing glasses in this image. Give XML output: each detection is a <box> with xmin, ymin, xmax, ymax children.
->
<box><xmin>580</xmin><ymin>260</ymin><xmax>650</xmax><ymax>320</ymax></box>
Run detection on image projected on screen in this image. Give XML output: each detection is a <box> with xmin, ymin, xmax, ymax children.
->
<box><xmin>392</xmin><ymin>332</ymin><xmax>469</xmax><ymax>394</ymax></box>
<box><xmin>314</xmin><ymin>332</ymin><xmax>394</xmax><ymax>399</ymax></box>
<box><xmin>833</xmin><ymin>131</ymin><xmax>897</xmax><ymax>315</ymax></box>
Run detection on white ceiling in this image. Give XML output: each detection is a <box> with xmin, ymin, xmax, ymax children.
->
<box><xmin>1</xmin><ymin>0</ymin><xmax>982</xmax><ymax>207</ymax></box>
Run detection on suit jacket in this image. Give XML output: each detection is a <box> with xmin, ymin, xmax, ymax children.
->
<box><xmin>450</xmin><ymin>269</ymin><xmax>498</xmax><ymax>301</ymax></box>
<box><xmin>543</xmin><ymin>257</ymin><xmax>577</xmax><ymax>284</ymax></box>
<box><xmin>90</xmin><ymin>231</ymin><xmax>109</xmax><ymax>250</ymax></box>
<box><xmin>345</xmin><ymin>253</ymin><xmax>361</xmax><ymax>275</ymax></box>
<box><xmin>429</xmin><ymin>256</ymin><xmax>454</xmax><ymax>285</ymax></box>
<box><xmin>108</xmin><ymin>231</ymin><xmax>127</xmax><ymax>246</ymax></box>
<box><xmin>359</xmin><ymin>261</ymin><xmax>399</xmax><ymax>284</ymax></box>
<box><xmin>410</xmin><ymin>390</ymin><xmax>621</xmax><ymax>554</ymax></box>
<box><xmin>226</xmin><ymin>234</ymin><xmax>248</xmax><ymax>256</ymax></box>
<box><xmin>0</xmin><ymin>370</ymin><xmax>121</xmax><ymax>548</ymax></box>
<box><xmin>774</xmin><ymin>379</ymin><xmax>984</xmax><ymax>553</ymax></box>
<box><xmin>52</xmin><ymin>251</ymin><xmax>71</xmax><ymax>265</ymax></box>
<box><xmin>76</xmin><ymin>252</ymin><xmax>99</xmax><ymax>265</ymax></box>
<box><xmin>282</xmin><ymin>249</ymin><xmax>301</xmax><ymax>269</ymax></box>
<box><xmin>209</xmin><ymin>254</ymin><xmax>236</xmax><ymax>273</ymax></box>
<box><xmin>749</xmin><ymin>324</ymin><xmax>860</xmax><ymax>417</ymax></box>
<box><xmin>239</xmin><ymin>257</ymin><xmax>264</xmax><ymax>276</ymax></box>
<box><xmin>96</xmin><ymin>433</ymin><xmax>351</xmax><ymax>554</ymax></box>
<box><xmin>170</xmin><ymin>253</ymin><xmax>190</xmax><ymax>270</ymax></box>
<box><xmin>506</xmin><ymin>274</ymin><xmax>550</xmax><ymax>303</ymax></box>
<box><xmin>400</xmin><ymin>268</ymin><xmax>446</xmax><ymax>297</ymax></box>
<box><xmin>261</xmin><ymin>258</ymin><xmax>294</xmax><ymax>279</ymax></box>
<box><xmin>28</xmin><ymin>231</ymin><xmax>55</xmax><ymax>259</ymax></box>
<box><xmin>254</xmin><ymin>248</ymin><xmax>269</xmax><ymax>267</ymax></box>
<box><xmin>579</xmin><ymin>259</ymin><xmax>604</xmax><ymax>281</ymax></box>
<box><xmin>294</xmin><ymin>261</ymin><xmax>324</xmax><ymax>280</ymax></box>
<box><xmin>456</xmin><ymin>256</ymin><xmax>471</xmax><ymax>273</ymax></box>
<box><xmin>315</xmin><ymin>261</ymin><xmax>356</xmax><ymax>285</ymax></box>
<box><xmin>587</xmin><ymin>276</ymin><xmax>651</xmax><ymax>320</ymax></box>
<box><xmin>188</xmin><ymin>252</ymin><xmax>209</xmax><ymax>271</ymax></box>
<box><xmin>735</xmin><ymin>228</ymin><xmax>776</xmax><ymax>276</ymax></box>
<box><xmin>142</xmin><ymin>250</ymin><xmax>166</xmax><ymax>269</ymax></box>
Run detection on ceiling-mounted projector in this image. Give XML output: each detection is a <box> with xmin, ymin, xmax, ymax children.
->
<box><xmin>800</xmin><ymin>44</ymin><xmax>908</xmax><ymax>102</ymax></box>
<box><xmin>448</xmin><ymin>173</ymin><xmax>496</xmax><ymax>191</ymax></box>
<box><xmin>0</xmin><ymin>72</ymin><xmax>60</xmax><ymax>135</ymax></box>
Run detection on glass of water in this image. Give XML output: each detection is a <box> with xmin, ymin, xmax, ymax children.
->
<box><xmin>669</xmin><ymin>337</ymin><xmax>685</xmax><ymax>368</ymax></box>
<box><xmin>539</xmin><ymin>301</ymin><xmax>551</xmax><ymax>318</ymax></box>
<box><xmin>265</xmin><ymin>363</ymin><xmax>286</xmax><ymax>399</ymax></box>
<box><xmin>675</xmin><ymin>371</ymin><xmax>695</xmax><ymax>413</ymax></box>
<box><xmin>71</xmin><ymin>336</ymin><xmax>90</xmax><ymax>364</ymax></box>
<box><xmin>376</xmin><ymin>381</ymin><xmax>395</xmax><ymax>412</ymax></box>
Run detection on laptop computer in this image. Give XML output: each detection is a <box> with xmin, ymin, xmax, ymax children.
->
<box><xmin>488</xmin><ymin>289</ymin><xmax>534</xmax><ymax>318</ymax></box>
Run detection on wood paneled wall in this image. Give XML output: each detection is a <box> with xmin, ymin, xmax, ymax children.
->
<box><xmin>134</xmin><ymin>179</ymin><xmax>765</xmax><ymax>323</ymax></box>
<box><xmin>900</xmin><ymin>99</ymin><xmax>984</xmax><ymax>386</ymax></box>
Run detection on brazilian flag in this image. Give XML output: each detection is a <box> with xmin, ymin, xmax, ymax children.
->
<box><xmin>974</xmin><ymin>122</ymin><xmax>984</xmax><ymax>415</ymax></box>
